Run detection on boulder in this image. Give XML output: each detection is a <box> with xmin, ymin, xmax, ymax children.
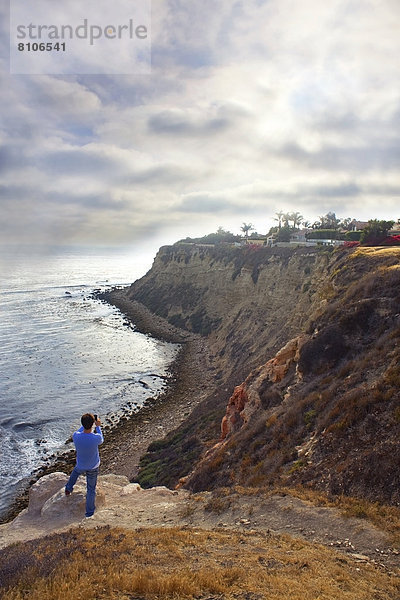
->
<box><xmin>41</xmin><ymin>480</ymin><xmax>106</xmax><ymax>519</ymax></box>
<box><xmin>28</xmin><ymin>472</ymin><xmax>109</xmax><ymax>520</ymax></box>
<box><xmin>28</xmin><ymin>472</ymin><xmax>68</xmax><ymax>515</ymax></box>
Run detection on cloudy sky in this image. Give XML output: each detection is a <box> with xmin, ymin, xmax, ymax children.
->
<box><xmin>1</xmin><ymin>0</ymin><xmax>399</xmax><ymax>250</ymax></box>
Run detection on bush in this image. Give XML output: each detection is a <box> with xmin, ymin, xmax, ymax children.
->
<box><xmin>343</xmin><ymin>241</ymin><xmax>360</xmax><ymax>247</ymax></box>
<box><xmin>382</xmin><ymin>235</ymin><xmax>400</xmax><ymax>246</ymax></box>
<box><xmin>345</xmin><ymin>231</ymin><xmax>362</xmax><ymax>241</ymax></box>
<box><xmin>276</xmin><ymin>226</ymin><xmax>291</xmax><ymax>242</ymax></box>
<box><xmin>360</xmin><ymin>219</ymin><xmax>395</xmax><ymax>245</ymax></box>
<box><xmin>298</xmin><ymin>325</ymin><xmax>349</xmax><ymax>375</ymax></box>
<box><xmin>307</xmin><ymin>229</ymin><xmax>343</xmax><ymax>240</ymax></box>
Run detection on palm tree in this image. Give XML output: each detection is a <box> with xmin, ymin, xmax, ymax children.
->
<box><xmin>274</xmin><ymin>210</ymin><xmax>285</xmax><ymax>230</ymax></box>
<box><xmin>290</xmin><ymin>211</ymin><xmax>303</xmax><ymax>230</ymax></box>
<box><xmin>240</xmin><ymin>222</ymin><xmax>254</xmax><ymax>243</ymax></box>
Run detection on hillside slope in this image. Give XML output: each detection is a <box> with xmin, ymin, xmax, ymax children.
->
<box><xmin>121</xmin><ymin>245</ymin><xmax>400</xmax><ymax>504</ymax></box>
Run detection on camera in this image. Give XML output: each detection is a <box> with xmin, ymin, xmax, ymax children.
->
<box><xmin>94</xmin><ymin>414</ymin><xmax>98</xmax><ymax>421</ymax></box>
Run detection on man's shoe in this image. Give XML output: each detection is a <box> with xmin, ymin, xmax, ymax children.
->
<box><xmin>65</xmin><ymin>489</ymin><xmax>71</xmax><ymax>496</ymax></box>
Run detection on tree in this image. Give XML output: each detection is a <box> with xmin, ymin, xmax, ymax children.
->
<box><xmin>339</xmin><ymin>217</ymin><xmax>353</xmax><ymax>230</ymax></box>
<box><xmin>240</xmin><ymin>222</ymin><xmax>254</xmax><ymax>242</ymax></box>
<box><xmin>274</xmin><ymin>210</ymin><xmax>285</xmax><ymax>230</ymax></box>
<box><xmin>316</xmin><ymin>212</ymin><xmax>341</xmax><ymax>229</ymax></box>
<box><xmin>327</xmin><ymin>212</ymin><xmax>341</xmax><ymax>229</ymax></box>
<box><xmin>178</xmin><ymin>227</ymin><xmax>240</xmax><ymax>245</ymax></box>
<box><xmin>360</xmin><ymin>220</ymin><xmax>395</xmax><ymax>245</ymax></box>
<box><xmin>289</xmin><ymin>211</ymin><xmax>303</xmax><ymax>229</ymax></box>
<box><xmin>267</xmin><ymin>225</ymin><xmax>279</xmax><ymax>236</ymax></box>
<box><xmin>276</xmin><ymin>226</ymin><xmax>291</xmax><ymax>242</ymax></box>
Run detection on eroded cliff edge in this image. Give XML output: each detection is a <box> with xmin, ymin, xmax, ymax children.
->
<box><xmin>111</xmin><ymin>244</ymin><xmax>400</xmax><ymax>504</ymax></box>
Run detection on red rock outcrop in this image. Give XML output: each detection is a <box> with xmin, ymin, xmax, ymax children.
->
<box><xmin>221</xmin><ymin>382</ymin><xmax>248</xmax><ymax>439</ymax></box>
<box><xmin>220</xmin><ymin>334</ymin><xmax>309</xmax><ymax>441</ymax></box>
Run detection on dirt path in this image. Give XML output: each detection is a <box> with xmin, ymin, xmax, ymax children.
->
<box><xmin>183</xmin><ymin>490</ymin><xmax>399</xmax><ymax>570</ymax></box>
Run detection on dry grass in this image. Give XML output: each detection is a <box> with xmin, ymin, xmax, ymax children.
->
<box><xmin>0</xmin><ymin>526</ymin><xmax>398</xmax><ymax>600</ymax></box>
<box><xmin>232</xmin><ymin>485</ymin><xmax>400</xmax><ymax>544</ymax></box>
<box><xmin>350</xmin><ymin>247</ymin><xmax>400</xmax><ymax>259</ymax></box>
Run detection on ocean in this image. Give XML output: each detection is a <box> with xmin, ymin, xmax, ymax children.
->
<box><xmin>0</xmin><ymin>245</ymin><xmax>178</xmax><ymax>520</ymax></box>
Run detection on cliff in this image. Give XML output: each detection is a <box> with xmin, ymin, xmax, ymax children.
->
<box><xmin>126</xmin><ymin>244</ymin><xmax>329</xmax><ymax>383</ymax></box>
<box><xmin>121</xmin><ymin>244</ymin><xmax>400</xmax><ymax>504</ymax></box>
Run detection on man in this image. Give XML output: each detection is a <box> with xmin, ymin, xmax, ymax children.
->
<box><xmin>65</xmin><ymin>413</ymin><xmax>103</xmax><ymax>517</ymax></box>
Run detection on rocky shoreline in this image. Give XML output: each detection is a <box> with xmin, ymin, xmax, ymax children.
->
<box><xmin>1</xmin><ymin>290</ymin><xmax>216</xmax><ymax>524</ymax></box>
<box><xmin>97</xmin><ymin>289</ymin><xmax>217</xmax><ymax>480</ymax></box>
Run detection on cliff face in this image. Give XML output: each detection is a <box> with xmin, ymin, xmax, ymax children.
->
<box><xmin>127</xmin><ymin>244</ymin><xmax>330</xmax><ymax>383</ymax></box>
<box><xmin>124</xmin><ymin>244</ymin><xmax>400</xmax><ymax>505</ymax></box>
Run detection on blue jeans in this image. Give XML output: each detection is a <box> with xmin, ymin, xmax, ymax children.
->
<box><xmin>65</xmin><ymin>466</ymin><xmax>99</xmax><ymax>517</ymax></box>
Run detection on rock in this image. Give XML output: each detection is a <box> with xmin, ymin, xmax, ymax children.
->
<box><xmin>27</xmin><ymin>472</ymin><xmax>68</xmax><ymax>515</ymax></box>
<box><xmin>149</xmin><ymin>486</ymin><xmax>177</xmax><ymax>497</ymax></box>
<box><xmin>220</xmin><ymin>335</ymin><xmax>309</xmax><ymax>440</ymax></box>
<box><xmin>350</xmin><ymin>553</ymin><xmax>370</xmax><ymax>562</ymax></box>
<box><xmin>42</xmin><ymin>487</ymin><xmax>85</xmax><ymax>518</ymax></box>
<box><xmin>99</xmin><ymin>474</ymin><xmax>130</xmax><ymax>487</ymax></box>
<box><xmin>265</xmin><ymin>335</ymin><xmax>309</xmax><ymax>381</ymax></box>
<box><xmin>120</xmin><ymin>483</ymin><xmax>142</xmax><ymax>496</ymax></box>
<box><xmin>27</xmin><ymin>473</ymin><xmax>115</xmax><ymax>521</ymax></box>
<box><xmin>42</xmin><ymin>481</ymin><xmax>106</xmax><ymax>519</ymax></box>
<box><xmin>221</xmin><ymin>383</ymin><xmax>248</xmax><ymax>439</ymax></box>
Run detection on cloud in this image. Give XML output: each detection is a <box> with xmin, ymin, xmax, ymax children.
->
<box><xmin>179</xmin><ymin>193</ymin><xmax>232</xmax><ymax>213</ymax></box>
<box><xmin>279</xmin><ymin>141</ymin><xmax>400</xmax><ymax>171</ymax></box>
<box><xmin>1</xmin><ymin>0</ymin><xmax>399</xmax><ymax>246</ymax></box>
<box><xmin>148</xmin><ymin>108</ymin><xmax>230</xmax><ymax>136</ymax></box>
